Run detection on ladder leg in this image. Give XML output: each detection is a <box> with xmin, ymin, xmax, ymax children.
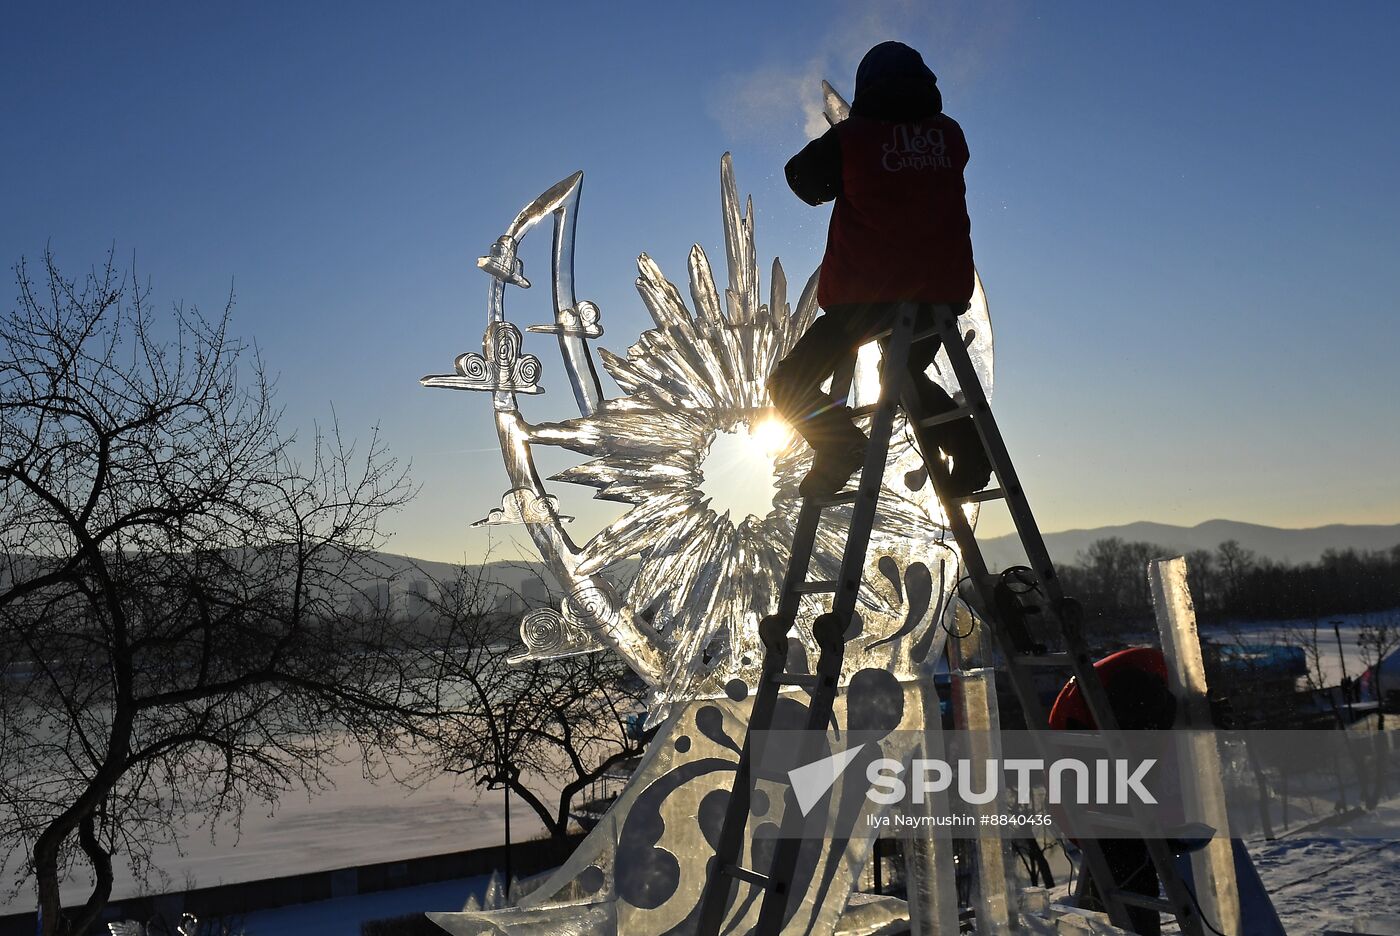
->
<box><xmin>697</xmin><ymin>314</ymin><xmax>914</xmax><ymax>936</ymax></box>
<box><xmin>750</xmin><ymin>305</ymin><xmax>920</xmax><ymax>936</ymax></box>
<box><xmin>904</xmin><ymin>307</ymin><xmax>1206</xmax><ymax>936</ymax></box>
<box><xmin>928</xmin><ymin>306</ymin><xmax>1064</xmax><ymax>606</ymax></box>
<box><xmin>693</xmin><ymin>640</ymin><xmax>789</xmax><ymax>936</ymax></box>
<box><xmin>831</xmin><ymin>305</ymin><xmax>916</xmax><ymax>624</ymax></box>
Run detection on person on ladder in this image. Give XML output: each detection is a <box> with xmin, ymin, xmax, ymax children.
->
<box><xmin>1051</xmin><ymin>647</ymin><xmax>1242</xmax><ymax>935</ymax></box>
<box><xmin>1051</xmin><ymin>648</ymin><xmax>1179</xmax><ymax>936</ymax></box>
<box><xmin>767</xmin><ymin>40</ymin><xmax>993</xmax><ymax>499</ymax></box>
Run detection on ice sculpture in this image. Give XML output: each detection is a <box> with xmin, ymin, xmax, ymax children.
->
<box><xmin>421</xmin><ymin>156</ymin><xmax>992</xmax><ymax>705</ymax></box>
<box><xmin>421</xmin><ymin>98</ymin><xmax>996</xmax><ymax>933</ymax></box>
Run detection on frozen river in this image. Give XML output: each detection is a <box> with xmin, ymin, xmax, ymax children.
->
<box><xmin>0</xmin><ymin>743</ymin><xmax>556</xmax><ymax>915</ymax></box>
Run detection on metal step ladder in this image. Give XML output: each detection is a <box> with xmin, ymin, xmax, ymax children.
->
<box><xmin>695</xmin><ymin>302</ymin><xmax>1207</xmax><ymax>936</ymax></box>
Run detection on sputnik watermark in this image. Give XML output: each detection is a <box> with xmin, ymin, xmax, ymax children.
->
<box><xmin>787</xmin><ymin>747</ymin><xmax>1157</xmax><ymax>817</ymax></box>
<box><xmin>756</xmin><ymin>729</ymin><xmax>1400</xmax><ymax>841</ymax></box>
<box><xmin>864</xmin><ymin>757</ymin><xmax>1157</xmax><ymax>809</ymax></box>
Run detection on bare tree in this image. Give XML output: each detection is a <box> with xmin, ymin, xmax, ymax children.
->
<box><xmin>1183</xmin><ymin>548</ymin><xmax>1218</xmax><ymax>618</ymax></box>
<box><xmin>1356</xmin><ymin>613</ymin><xmax>1400</xmax><ymax>808</ymax></box>
<box><xmin>1357</xmin><ymin>613</ymin><xmax>1399</xmax><ymax>726</ymax></box>
<box><xmin>402</xmin><ymin>565</ymin><xmax>648</xmax><ymax>840</ymax></box>
<box><xmin>0</xmin><ymin>250</ymin><xmax>416</xmax><ymax>934</ymax></box>
<box><xmin>1065</xmin><ymin>537</ymin><xmax>1166</xmax><ymax>627</ymax></box>
<box><xmin>1215</xmin><ymin>539</ymin><xmax>1256</xmax><ymax>608</ymax></box>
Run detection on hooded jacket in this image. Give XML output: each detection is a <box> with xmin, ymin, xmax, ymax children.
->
<box><xmin>786</xmin><ymin>42</ymin><xmax>974</xmax><ymax>308</ymax></box>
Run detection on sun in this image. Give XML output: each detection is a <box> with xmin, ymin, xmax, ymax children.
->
<box><xmin>696</xmin><ymin>416</ymin><xmax>788</xmax><ymax>522</ymax></box>
<box><xmin>749</xmin><ymin>414</ymin><xmax>792</xmax><ymax>457</ymax></box>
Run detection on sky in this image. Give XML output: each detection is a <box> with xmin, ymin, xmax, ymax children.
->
<box><xmin>3</xmin><ymin>1</ymin><xmax>1399</xmax><ymax>565</ymax></box>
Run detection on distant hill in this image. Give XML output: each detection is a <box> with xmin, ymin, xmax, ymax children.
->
<box><xmin>366</xmin><ymin>552</ymin><xmax>586</xmax><ymax>591</ymax></box>
<box><xmin>978</xmin><ymin>520</ymin><xmax>1400</xmax><ymax>571</ymax></box>
<box><xmin>12</xmin><ymin>521</ymin><xmax>1393</xmax><ymax>606</ymax></box>
<box><xmin>384</xmin><ymin>520</ymin><xmax>1400</xmax><ymax>589</ymax></box>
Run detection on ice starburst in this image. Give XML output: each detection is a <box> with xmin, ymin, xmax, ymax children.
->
<box><xmin>528</xmin><ymin>155</ymin><xmax>985</xmax><ymax>706</ymax></box>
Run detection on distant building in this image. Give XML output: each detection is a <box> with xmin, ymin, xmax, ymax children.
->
<box><xmin>401</xmin><ymin>578</ymin><xmax>433</xmax><ymax>619</ymax></box>
<box><xmin>357</xmin><ymin>580</ymin><xmax>392</xmax><ymax>616</ymax></box>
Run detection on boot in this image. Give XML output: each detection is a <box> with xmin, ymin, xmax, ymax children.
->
<box><xmin>943</xmin><ymin>421</ymin><xmax>992</xmax><ymax>497</ymax></box>
<box><xmin>912</xmin><ymin>376</ymin><xmax>991</xmax><ymax>497</ymax></box>
<box><xmin>797</xmin><ymin>407</ymin><xmax>868</xmax><ymax>500</ymax></box>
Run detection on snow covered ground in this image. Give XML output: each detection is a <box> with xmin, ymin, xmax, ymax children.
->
<box><xmin>20</xmin><ymin>763</ymin><xmax>1394</xmax><ymax>934</ymax></box>
<box><xmin>1167</xmin><ymin>612</ymin><xmax>1400</xmax><ymax>932</ymax></box>
<box><xmin>1247</xmin><ymin>791</ymin><xmax>1400</xmax><ymax>935</ymax></box>
<box><xmin>1254</xmin><ymin>830</ymin><xmax>1400</xmax><ymax>935</ymax></box>
<box><xmin>0</xmin><ymin>748</ymin><xmax>555</xmax><ymax>915</ymax></box>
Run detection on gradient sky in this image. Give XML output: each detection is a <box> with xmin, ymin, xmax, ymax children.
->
<box><xmin>4</xmin><ymin>1</ymin><xmax>1399</xmax><ymax>564</ymax></box>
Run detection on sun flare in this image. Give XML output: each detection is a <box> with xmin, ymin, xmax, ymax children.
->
<box><xmin>749</xmin><ymin>415</ymin><xmax>792</xmax><ymax>457</ymax></box>
<box><xmin>698</xmin><ymin>426</ymin><xmax>781</xmax><ymax>523</ymax></box>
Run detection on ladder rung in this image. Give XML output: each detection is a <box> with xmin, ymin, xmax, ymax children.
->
<box><xmin>724</xmin><ymin>864</ymin><xmax>778</xmax><ymax>890</ymax></box>
<box><xmin>918</xmin><ymin>405</ymin><xmax>974</xmax><ymax>429</ymax></box>
<box><xmin>791</xmin><ymin>580</ymin><xmax>839</xmax><ymax>595</ymax></box>
<box><xmin>858</xmin><ymin>322</ymin><xmax>944</xmax><ymax>345</ymax></box>
<box><xmin>810</xmin><ymin>490</ymin><xmax>860</xmax><ymax>507</ymax></box>
<box><xmin>951</xmin><ymin>487</ymin><xmax>1005</xmax><ymax>505</ymax></box>
<box><xmin>1013</xmin><ymin>652</ymin><xmax>1074</xmax><ymax>667</ymax></box>
<box><xmin>1110</xmin><ymin>891</ymin><xmax>1178</xmax><ymax>914</ymax></box>
<box><xmin>773</xmin><ymin>672</ymin><xmax>820</xmax><ymax>688</ymax></box>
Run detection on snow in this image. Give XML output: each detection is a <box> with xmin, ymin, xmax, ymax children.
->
<box><xmin>0</xmin><ymin>750</ymin><xmax>554</xmax><ymax>916</ymax></box>
<box><xmin>1171</xmin><ymin>611</ymin><xmax>1400</xmax><ymax>933</ymax></box>
<box><xmin>1251</xmin><ymin>799</ymin><xmax>1400</xmax><ymax>936</ymax></box>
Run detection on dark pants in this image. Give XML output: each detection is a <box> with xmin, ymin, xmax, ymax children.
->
<box><xmin>1082</xmin><ymin>839</ymin><xmax>1162</xmax><ymax>936</ymax></box>
<box><xmin>766</xmin><ymin>302</ymin><xmax>967</xmax><ymax>450</ymax></box>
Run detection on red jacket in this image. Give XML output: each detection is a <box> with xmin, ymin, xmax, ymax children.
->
<box><xmin>786</xmin><ymin>44</ymin><xmax>975</xmax><ymax>308</ymax></box>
